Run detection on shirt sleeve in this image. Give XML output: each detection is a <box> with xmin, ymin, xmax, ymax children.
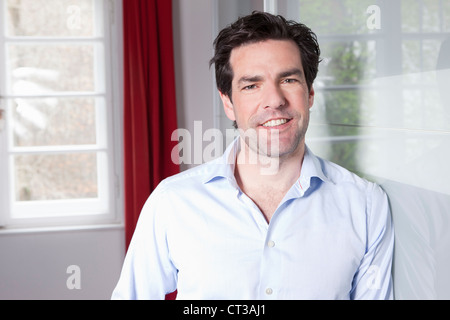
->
<box><xmin>111</xmin><ymin>184</ymin><xmax>178</xmax><ymax>300</ymax></box>
<box><xmin>350</xmin><ymin>183</ymin><xmax>395</xmax><ymax>300</ymax></box>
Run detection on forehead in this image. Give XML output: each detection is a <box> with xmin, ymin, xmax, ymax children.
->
<box><xmin>229</xmin><ymin>39</ymin><xmax>303</xmax><ymax>77</ymax></box>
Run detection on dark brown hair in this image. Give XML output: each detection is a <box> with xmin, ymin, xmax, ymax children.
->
<box><xmin>210</xmin><ymin>11</ymin><xmax>321</xmax><ymax>100</ymax></box>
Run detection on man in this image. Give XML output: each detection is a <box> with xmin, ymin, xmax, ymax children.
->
<box><xmin>112</xmin><ymin>11</ymin><xmax>394</xmax><ymax>300</ymax></box>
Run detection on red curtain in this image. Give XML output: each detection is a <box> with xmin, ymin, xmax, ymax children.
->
<box><xmin>123</xmin><ymin>0</ymin><xmax>179</xmax><ymax>259</ymax></box>
<box><xmin>123</xmin><ymin>0</ymin><xmax>179</xmax><ymax>300</ymax></box>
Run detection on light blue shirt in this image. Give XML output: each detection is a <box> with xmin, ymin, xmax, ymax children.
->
<box><xmin>112</xmin><ymin>138</ymin><xmax>394</xmax><ymax>300</ymax></box>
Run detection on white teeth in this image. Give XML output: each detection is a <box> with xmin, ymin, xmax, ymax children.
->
<box><xmin>262</xmin><ymin>119</ymin><xmax>288</xmax><ymax>127</ymax></box>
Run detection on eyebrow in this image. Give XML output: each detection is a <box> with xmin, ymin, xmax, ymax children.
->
<box><xmin>279</xmin><ymin>68</ymin><xmax>304</xmax><ymax>79</ymax></box>
<box><xmin>237</xmin><ymin>75</ymin><xmax>264</xmax><ymax>86</ymax></box>
<box><xmin>236</xmin><ymin>68</ymin><xmax>304</xmax><ymax>86</ymax></box>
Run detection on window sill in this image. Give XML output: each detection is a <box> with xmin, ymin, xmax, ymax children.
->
<box><xmin>0</xmin><ymin>222</ymin><xmax>124</xmax><ymax>236</ymax></box>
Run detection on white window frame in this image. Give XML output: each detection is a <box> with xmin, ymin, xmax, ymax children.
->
<box><xmin>0</xmin><ymin>0</ymin><xmax>124</xmax><ymax>229</ymax></box>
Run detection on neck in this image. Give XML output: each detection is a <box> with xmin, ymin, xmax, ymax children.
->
<box><xmin>235</xmin><ymin>138</ymin><xmax>305</xmax><ymax>191</ymax></box>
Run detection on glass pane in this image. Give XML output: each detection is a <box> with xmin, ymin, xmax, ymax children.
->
<box><xmin>421</xmin><ymin>0</ymin><xmax>441</xmax><ymax>33</ymax></box>
<box><xmin>423</xmin><ymin>40</ymin><xmax>442</xmax><ymax>72</ymax></box>
<box><xmin>402</xmin><ymin>40</ymin><xmax>421</xmax><ymax>74</ymax></box>
<box><xmin>298</xmin><ymin>0</ymin><xmax>375</xmax><ymax>35</ymax></box>
<box><xmin>6</xmin><ymin>0</ymin><xmax>96</xmax><ymax>37</ymax></box>
<box><xmin>14</xmin><ymin>153</ymin><xmax>98</xmax><ymax>201</ymax></box>
<box><xmin>7</xmin><ymin>44</ymin><xmax>97</xmax><ymax>94</ymax></box>
<box><xmin>402</xmin><ymin>40</ymin><xmax>441</xmax><ymax>77</ymax></box>
<box><xmin>307</xmin><ymin>123</ymin><xmax>363</xmax><ymax>174</ymax></box>
<box><xmin>402</xmin><ymin>0</ymin><xmax>443</xmax><ymax>33</ymax></box>
<box><xmin>317</xmin><ymin>41</ymin><xmax>376</xmax><ymax>86</ymax></box>
<box><xmin>401</xmin><ymin>0</ymin><xmax>420</xmax><ymax>33</ymax></box>
<box><xmin>10</xmin><ymin>97</ymin><xmax>98</xmax><ymax>147</ymax></box>
<box><xmin>321</xmin><ymin>90</ymin><xmax>362</xmax><ymax>126</ymax></box>
<box><xmin>402</xmin><ymin>88</ymin><xmax>445</xmax><ymax>130</ymax></box>
<box><xmin>444</xmin><ymin>1</ymin><xmax>450</xmax><ymax>32</ymax></box>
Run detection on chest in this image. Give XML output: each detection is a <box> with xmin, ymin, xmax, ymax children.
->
<box><xmin>243</xmin><ymin>187</ymin><xmax>287</xmax><ymax>222</ymax></box>
<box><xmin>167</xmin><ymin>193</ymin><xmax>366</xmax><ymax>299</ymax></box>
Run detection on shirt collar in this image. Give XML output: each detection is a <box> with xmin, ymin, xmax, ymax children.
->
<box><xmin>298</xmin><ymin>145</ymin><xmax>333</xmax><ymax>191</ymax></box>
<box><xmin>203</xmin><ymin>137</ymin><xmax>333</xmax><ymax>188</ymax></box>
<box><xmin>202</xmin><ymin>137</ymin><xmax>239</xmax><ymax>185</ymax></box>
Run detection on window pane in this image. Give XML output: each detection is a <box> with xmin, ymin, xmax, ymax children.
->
<box><xmin>321</xmin><ymin>90</ymin><xmax>362</xmax><ymax>126</ymax></box>
<box><xmin>402</xmin><ymin>0</ymin><xmax>443</xmax><ymax>33</ymax></box>
<box><xmin>318</xmin><ymin>41</ymin><xmax>376</xmax><ymax>86</ymax></box>
<box><xmin>444</xmin><ymin>1</ymin><xmax>450</xmax><ymax>32</ymax></box>
<box><xmin>401</xmin><ymin>0</ymin><xmax>420</xmax><ymax>33</ymax></box>
<box><xmin>402</xmin><ymin>40</ymin><xmax>421</xmax><ymax>74</ymax></box>
<box><xmin>402</xmin><ymin>40</ymin><xmax>441</xmax><ymax>78</ymax></box>
<box><xmin>402</xmin><ymin>88</ymin><xmax>445</xmax><ymax>130</ymax></box>
<box><xmin>421</xmin><ymin>0</ymin><xmax>441</xmax><ymax>33</ymax></box>
<box><xmin>6</xmin><ymin>0</ymin><xmax>96</xmax><ymax>37</ymax></box>
<box><xmin>7</xmin><ymin>44</ymin><xmax>97</xmax><ymax>94</ymax></box>
<box><xmin>14</xmin><ymin>153</ymin><xmax>98</xmax><ymax>201</ymax></box>
<box><xmin>10</xmin><ymin>97</ymin><xmax>98</xmax><ymax>147</ymax></box>
<box><xmin>423</xmin><ymin>40</ymin><xmax>442</xmax><ymax>71</ymax></box>
<box><xmin>298</xmin><ymin>0</ymin><xmax>375</xmax><ymax>35</ymax></box>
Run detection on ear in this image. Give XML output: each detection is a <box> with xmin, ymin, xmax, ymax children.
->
<box><xmin>219</xmin><ymin>91</ymin><xmax>236</xmax><ymax>121</ymax></box>
<box><xmin>308</xmin><ymin>86</ymin><xmax>315</xmax><ymax>109</ymax></box>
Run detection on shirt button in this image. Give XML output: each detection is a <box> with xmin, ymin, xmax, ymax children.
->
<box><xmin>267</xmin><ymin>240</ymin><xmax>275</xmax><ymax>248</ymax></box>
<box><xmin>265</xmin><ymin>288</ymin><xmax>273</xmax><ymax>295</ymax></box>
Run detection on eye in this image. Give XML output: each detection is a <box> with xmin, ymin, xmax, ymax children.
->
<box><xmin>243</xmin><ymin>84</ymin><xmax>257</xmax><ymax>90</ymax></box>
<box><xmin>283</xmin><ymin>78</ymin><xmax>298</xmax><ymax>84</ymax></box>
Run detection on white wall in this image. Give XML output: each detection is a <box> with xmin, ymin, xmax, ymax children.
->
<box><xmin>173</xmin><ymin>0</ymin><xmax>216</xmax><ymax>171</ymax></box>
<box><xmin>0</xmin><ymin>227</ymin><xmax>124</xmax><ymax>299</ymax></box>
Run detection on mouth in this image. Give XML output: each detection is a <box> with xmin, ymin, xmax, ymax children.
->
<box><xmin>261</xmin><ymin>118</ymin><xmax>292</xmax><ymax>128</ymax></box>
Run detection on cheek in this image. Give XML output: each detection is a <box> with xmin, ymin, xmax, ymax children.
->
<box><xmin>290</xmin><ymin>91</ymin><xmax>313</xmax><ymax>112</ymax></box>
<box><xmin>233</xmin><ymin>97</ymin><xmax>261</xmax><ymax>123</ymax></box>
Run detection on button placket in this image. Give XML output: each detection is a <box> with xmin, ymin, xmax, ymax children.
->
<box><xmin>238</xmin><ymin>191</ymin><xmax>269</xmax><ymax>233</ymax></box>
<box><xmin>258</xmin><ymin>223</ymin><xmax>281</xmax><ymax>299</ymax></box>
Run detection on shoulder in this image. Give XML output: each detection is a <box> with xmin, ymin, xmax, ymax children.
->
<box><xmin>314</xmin><ymin>155</ymin><xmax>388</xmax><ymax>211</ymax></box>
<box><xmin>318</xmin><ymin>156</ymin><xmax>379</xmax><ymax>192</ymax></box>
<box><xmin>158</xmin><ymin>159</ymin><xmax>222</xmax><ymax>191</ymax></box>
<box><xmin>321</xmin><ymin>156</ymin><xmax>390</xmax><ymax>217</ymax></box>
<box><xmin>145</xmin><ymin>157</ymin><xmax>228</xmax><ymax>209</ymax></box>
<box><xmin>138</xmin><ymin>164</ymin><xmax>211</xmax><ymax>223</ymax></box>
<box><xmin>313</xmin><ymin>155</ymin><xmax>392</xmax><ymax>240</ymax></box>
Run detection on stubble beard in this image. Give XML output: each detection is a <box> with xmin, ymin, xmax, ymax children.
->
<box><xmin>240</xmin><ymin>112</ymin><xmax>309</xmax><ymax>161</ymax></box>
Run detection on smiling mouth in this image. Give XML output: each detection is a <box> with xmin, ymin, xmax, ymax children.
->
<box><xmin>261</xmin><ymin>118</ymin><xmax>291</xmax><ymax>128</ymax></box>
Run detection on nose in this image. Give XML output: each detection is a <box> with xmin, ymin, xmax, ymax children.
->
<box><xmin>263</xmin><ymin>82</ymin><xmax>286</xmax><ymax>109</ymax></box>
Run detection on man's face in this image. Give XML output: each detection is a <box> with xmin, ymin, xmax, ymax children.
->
<box><xmin>220</xmin><ymin>39</ymin><xmax>314</xmax><ymax>159</ymax></box>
